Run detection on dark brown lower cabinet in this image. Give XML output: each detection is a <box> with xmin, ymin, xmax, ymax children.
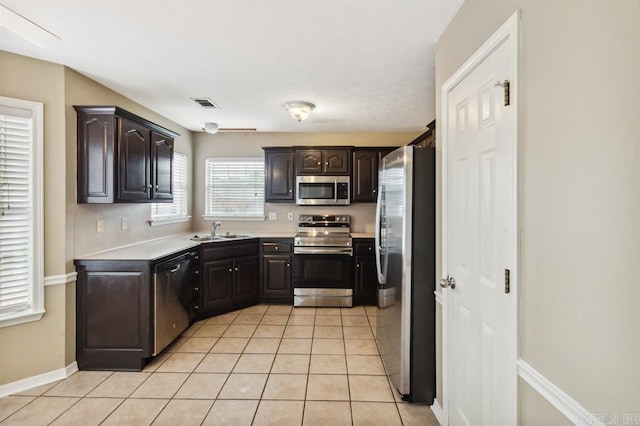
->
<box><xmin>260</xmin><ymin>239</ymin><xmax>293</xmax><ymax>304</ymax></box>
<box><xmin>353</xmin><ymin>238</ymin><xmax>378</xmax><ymax>305</ymax></box>
<box><xmin>199</xmin><ymin>240</ymin><xmax>260</xmax><ymax>317</ymax></box>
<box><xmin>75</xmin><ymin>246</ymin><xmax>200</xmax><ymax>371</ymax></box>
<box><xmin>202</xmin><ymin>259</ymin><xmax>234</xmax><ymax>311</ymax></box>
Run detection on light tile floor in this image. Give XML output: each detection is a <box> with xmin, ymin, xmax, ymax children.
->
<box><xmin>0</xmin><ymin>305</ymin><xmax>439</xmax><ymax>425</ymax></box>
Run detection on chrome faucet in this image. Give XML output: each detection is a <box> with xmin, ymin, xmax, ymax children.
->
<box><xmin>211</xmin><ymin>221</ymin><xmax>222</xmax><ymax>238</ymax></box>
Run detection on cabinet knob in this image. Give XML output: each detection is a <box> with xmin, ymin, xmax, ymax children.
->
<box><xmin>373</xmin><ymin>189</ymin><xmax>377</xmax><ymax>193</ymax></box>
<box><xmin>275</xmin><ymin>246</ymin><xmax>279</xmax><ymax>250</ymax></box>
<box><xmin>317</xmin><ymin>161</ymin><xmax>321</xmax><ymax>166</ymax></box>
<box><xmin>325</xmin><ymin>162</ymin><xmax>329</xmax><ymax>166</ymax></box>
<box><xmin>228</xmin><ymin>268</ymin><xmax>233</xmax><ymax>272</ymax></box>
<box><xmin>357</xmin><ymin>263</ymin><xmax>360</xmax><ymax>268</ymax></box>
<box><xmin>287</xmin><ymin>263</ymin><xmax>290</xmax><ymax>267</ymax></box>
<box><xmin>156</xmin><ymin>185</ymin><xmax>159</xmax><ymax>190</ymax></box>
<box><xmin>148</xmin><ymin>184</ymin><xmax>153</xmax><ymax>189</ymax></box>
<box><xmin>289</xmin><ymin>189</ymin><xmax>293</xmax><ymax>193</ymax></box>
<box><xmin>194</xmin><ymin>287</ymin><xmax>199</xmax><ymax>291</ymax></box>
<box><xmin>194</xmin><ymin>305</ymin><xmax>199</xmax><ymax>310</ymax></box>
<box><xmin>234</xmin><ymin>267</ymin><xmax>239</xmax><ymax>271</ymax></box>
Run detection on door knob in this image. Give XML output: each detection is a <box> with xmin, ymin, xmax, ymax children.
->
<box><xmin>440</xmin><ymin>275</ymin><xmax>456</xmax><ymax>289</ymax></box>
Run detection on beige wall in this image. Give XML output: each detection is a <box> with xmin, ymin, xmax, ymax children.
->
<box><xmin>0</xmin><ymin>52</ymin><xmax>69</xmax><ymax>384</ymax></box>
<box><xmin>65</xmin><ymin>69</ymin><xmax>195</xmax><ymax>257</ymax></box>
<box><xmin>191</xmin><ymin>132</ymin><xmax>420</xmax><ymax>235</ymax></box>
<box><xmin>436</xmin><ymin>0</ymin><xmax>640</xmax><ymax>422</ymax></box>
<box><xmin>0</xmin><ymin>51</ymin><xmax>197</xmax><ymax>386</ymax></box>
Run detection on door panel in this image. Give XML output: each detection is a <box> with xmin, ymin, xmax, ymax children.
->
<box><xmin>118</xmin><ymin>117</ymin><xmax>150</xmax><ymax>201</ymax></box>
<box><xmin>445</xmin><ymin>27</ymin><xmax>516</xmax><ymax>425</ymax></box>
<box><xmin>151</xmin><ymin>132</ymin><xmax>174</xmax><ymax>200</ymax></box>
<box><xmin>202</xmin><ymin>259</ymin><xmax>233</xmax><ymax>310</ymax></box>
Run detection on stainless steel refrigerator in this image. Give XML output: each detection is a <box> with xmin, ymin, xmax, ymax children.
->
<box><xmin>375</xmin><ymin>145</ymin><xmax>435</xmax><ymax>403</ymax></box>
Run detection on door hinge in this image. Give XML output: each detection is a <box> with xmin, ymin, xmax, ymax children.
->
<box><xmin>503</xmin><ymin>80</ymin><xmax>510</xmax><ymax>106</ymax></box>
<box><xmin>504</xmin><ymin>269</ymin><xmax>511</xmax><ymax>294</ymax></box>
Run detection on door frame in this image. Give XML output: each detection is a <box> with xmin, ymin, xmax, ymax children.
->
<box><xmin>439</xmin><ymin>11</ymin><xmax>520</xmax><ymax>425</ymax></box>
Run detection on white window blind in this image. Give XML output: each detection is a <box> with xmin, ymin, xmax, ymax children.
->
<box><xmin>151</xmin><ymin>152</ymin><xmax>188</xmax><ymax>221</ymax></box>
<box><xmin>0</xmin><ymin>98</ymin><xmax>44</xmax><ymax>325</ymax></box>
<box><xmin>205</xmin><ymin>158</ymin><xmax>264</xmax><ymax>219</ymax></box>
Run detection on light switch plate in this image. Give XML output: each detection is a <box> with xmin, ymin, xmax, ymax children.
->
<box><xmin>96</xmin><ymin>219</ymin><xmax>104</xmax><ymax>233</ymax></box>
<box><xmin>121</xmin><ymin>217</ymin><xmax>128</xmax><ymax>230</ymax></box>
<box><xmin>288</xmin><ymin>212</ymin><xmax>294</xmax><ymax>221</ymax></box>
<box><xmin>268</xmin><ymin>212</ymin><xmax>277</xmax><ymax>220</ymax></box>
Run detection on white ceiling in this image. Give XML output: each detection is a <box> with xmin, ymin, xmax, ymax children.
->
<box><xmin>0</xmin><ymin>0</ymin><xmax>463</xmax><ymax>133</ymax></box>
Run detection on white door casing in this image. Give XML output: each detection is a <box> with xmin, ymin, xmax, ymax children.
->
<box><xmin>441</xmin><ymin>12</ymin><xmax>519</xmax><ymax>426</ymax></box>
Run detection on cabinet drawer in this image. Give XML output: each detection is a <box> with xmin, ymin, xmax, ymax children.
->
<box><xmin>202</xmin><ymin>241</ymin><xmax>259</xmax><ymax>261</ymax></box>
<box><xmin>354</xmin><ymin>240</ymin><xmax>375</xmax><ymax>255</ymax></box>
<box><xmin>262</xmin><ymin>242</ymin><xmax>293</xmax><ymax>254</ymax></box>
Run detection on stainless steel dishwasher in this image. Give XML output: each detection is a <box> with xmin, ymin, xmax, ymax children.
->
<box><xmin>153</xmin><ymin>252</ymin><xmax>192</xmax><ymax>355</ymax></box>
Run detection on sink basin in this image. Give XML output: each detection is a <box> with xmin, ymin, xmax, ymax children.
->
<box><xmin>189</xmin><ymin>235</ymin><xmax>222</xmax><ymax>242</ymax></box>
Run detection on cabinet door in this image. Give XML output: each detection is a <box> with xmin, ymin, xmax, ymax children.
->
<box><xmin>202</xmin><ymin>259</ymin><xmax>234</xmax><ymax>311</ymax></box>
<box><xmin>262</xmin><ymin>255</ymin><xmax>293</xmax><ymax>299</ymax></box>
<box><xmin>265</xmin><ymin>149</ymin><xmax>294</xmax><ymax>202</ymax></box>
<box><xmin>324</xmin><ymin>149</ymin><xmax>351</xmax><ymax>174</ymax></box>
<box><xmin>77</xmin><ymin>112</ymin><xmax>115</xmax><ymax>203</ymax></box>
<box><xmin>76</xmin><ymin>264</ymin><xmax>151</xmax><ymax>370</ymax></box>
<box><xmin>117</xmin><ymin>117</ymin><xmax>151</xmax><ymax>201</ymax></box>
<box><xmin>296</xmin><ymin>150</ymin><xmax>323</xmax><ymax>174</ymax></box>
<box><xmin>151</xmin><ymin>132</ymin><xmax>174</xmax><ymax>201</ymax></box>
<box><xmin>352</xmin><ymin>150</ymin><xmax>378</xmax><ymax>202</ymax></box>
<box><xmin>354</xmin><ymin>256</ymin><xmax>378</xmax><ymax>305</ymax></box>
<box><xmin>234</xmin><ymin>256</ymin><xmax>259</xmax><ymax>304</ymax></box>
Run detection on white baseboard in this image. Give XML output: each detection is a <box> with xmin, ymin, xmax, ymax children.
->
<box><xmin>431</xmin><ymin>397</ymin><xmax>445</xmax><ymax>425</ymax></box>
<box><xmin>0</xmin><ymin>361</ymin><xmax>78</xmax><ymax>398</ymax></box>
<box><xmin>517</xmin><ymin>359</ymin><xmax>603</xmax><ymax>426</ymax></box>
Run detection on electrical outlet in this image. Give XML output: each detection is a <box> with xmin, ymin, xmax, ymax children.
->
<box><xmin>121</xmin><ymin>217</ymin><xmax>128</xmax><ymax>230</ymax></box>
<box><xmin>288</xmin><ymin>212</ymin><xmax>294</xmax><ymax>221</ymax></box>
<box><xmin>96</xmin><ymin>219</ymin><xmax>104</xmax><ymax>233</ymax></box>
<box><xmin>268</xmin><ymin>212</ymin><xmax>277</xmax><ymax>221</ymax></box>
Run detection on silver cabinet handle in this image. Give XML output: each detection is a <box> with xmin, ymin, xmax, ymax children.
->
<box><xmin>275</xmin><ymin>246</ymin><xmax>279</xmax><ymax>250</ymax></box>
<box><xmin>440</xmin><ymin>275</ymin><xmax>456</xmax><ymax>289</ymax></box>
<box><xmin>286</xmin><ymin>263</ymin><xmax>290</xmax><ymax>267</ymax></box>
<box><xmin>234</xmin><ymin>267</ymin><xmax>239</xmax><ymax>271</ymax></box>
<box><xmin>228</xmin><ymin>268</ymin><xmax>232</xmax><ymax>272</ymax></box>
<box><xmin>170</xmin><ymin>264</ymin><xmax>181</xmax><ymax>273</ymax></box>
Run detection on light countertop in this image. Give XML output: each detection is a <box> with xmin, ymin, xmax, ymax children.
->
<box><xmin>76</xmin><ymin>231</ymin><xmax>375</xmax><ymax>262</ymax></box>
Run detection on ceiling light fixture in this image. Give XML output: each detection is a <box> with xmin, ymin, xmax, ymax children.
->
<box><xmin>203</xmin><ymin>122</ymin><xmax>219</xmax><ymax>134</ymax></box>
<box><xmin>284</xmin><ymin>101</ymin><xmax>315</xmax><ymax>121</ymax></box>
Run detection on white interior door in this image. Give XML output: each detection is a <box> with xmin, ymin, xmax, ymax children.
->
<box><xmin>442</xmin><ymin>14</ymin><xmax>518</xmax><ymax>426</ymax></box>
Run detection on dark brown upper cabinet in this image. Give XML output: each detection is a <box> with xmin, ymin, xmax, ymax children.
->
<box><xmin>295</xmin><ymin>148</ymin><xmax>351</xmax><ymax>175</ymax></box>
<box><xmin>75</xmin><ymin>106</ymin><xmax>179</xmax><ymax>203</ymax></box>
<box><xmin>263</xmin><ymin>148</ymin><xmax>295</xmax><ymax>202</ymax></box>
<box><xmin>352</xmin><ymin>147</ymin><xmax>395</xmax><ymax>202</ymax></box>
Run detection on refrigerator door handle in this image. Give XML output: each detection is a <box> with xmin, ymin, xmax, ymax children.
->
<box><xmin>375</xmin><ymin>184</ymin><xmax>386</xmax><ymax>284</ymax></box>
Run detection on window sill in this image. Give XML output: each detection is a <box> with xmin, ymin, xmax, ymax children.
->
<box><xmin>148</xmin><ymin>216</ymin><xmax>191</xmax><ymax>227</ymax></box>
<box><xmin>202</xmin><ymin>215</ymin><xmax>265</xmax><ymax>222</ymax></box>
<box><xmin>0</xmin><ymin>309</ymin><xmax>45</xmax><ymax>329</ymax></box>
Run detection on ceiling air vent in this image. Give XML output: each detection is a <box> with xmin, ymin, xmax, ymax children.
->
<box><xmin>191</xmin><ymin>97</ymin><xmax>221</xmax><ymax>109</ymax></box>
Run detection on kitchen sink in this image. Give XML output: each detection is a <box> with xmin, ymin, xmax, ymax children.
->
<box><xmin>190</xmin><ymin>234</ymin><xmax>252</xmax><ymax>242</ymax></box>
<box><xmin>189</xmin><ymin>235</ymin><xmax>222</xmax><ymax>242</ymax></box>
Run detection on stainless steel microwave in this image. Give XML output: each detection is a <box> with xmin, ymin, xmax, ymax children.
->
<box><xmin>296</xmin><ymin>176</ymin><xmax>350</xmax><ymax>205</ymax></box>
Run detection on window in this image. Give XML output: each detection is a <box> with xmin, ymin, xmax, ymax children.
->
<box><xmin>204</xmin><ymin>158</ymin><xmax>264</xmax><ymax>220</ymax></box>
<box><xmin>150</xmin><ymin>152</ymin><xmax>190</xmax><ymax>225</ymax></box>
<box><xmin>0</xmin><ymin>97</ymin><xmax>44</xmax><ymax>328</ymax></box>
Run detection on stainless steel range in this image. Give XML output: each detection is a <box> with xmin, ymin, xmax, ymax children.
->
<box><xmin>293</xmin><ymin>214</ymin><xmax>353</xmax><ymax>307</ymax></box>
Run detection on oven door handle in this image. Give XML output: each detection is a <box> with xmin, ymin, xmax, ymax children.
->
<box><xmin>294</xmin><ymin>247</ymin><xmax>353</xmax><ymax>256</ymax></box>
